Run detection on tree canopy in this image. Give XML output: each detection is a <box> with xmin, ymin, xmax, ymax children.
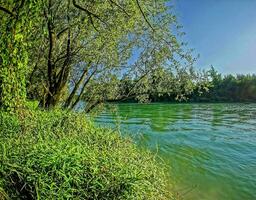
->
<box><xmin>1</xmin><ymin>0</ymin><xmax>203</xmax><ymax>112</ymax></box>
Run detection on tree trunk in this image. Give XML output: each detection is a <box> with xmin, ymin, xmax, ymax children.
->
<box><xmin>64</xmin><ymin>62</ymin><xmax>91</xmax><ymax>108</ymax></box>
<box><xmin>0</xmin><ymin>3</ymin><xmax>28</xmax><ymax>111</ymax></box>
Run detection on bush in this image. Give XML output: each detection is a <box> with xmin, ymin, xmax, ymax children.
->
<box><xmin>0</xmin><ymin>110</ymin><xmax>172</xmax><ymax>200</ymax></box>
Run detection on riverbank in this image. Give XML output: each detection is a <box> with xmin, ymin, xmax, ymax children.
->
<box><xmin>0</xmin><ymin>109</ymin><xmax>172</xmax><ymax>199</ymax></box>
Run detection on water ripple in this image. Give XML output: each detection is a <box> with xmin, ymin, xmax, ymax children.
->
<box><xmin>96</xmin><ymin>103</ymin><xmax>256</xmax><ymax>200</ymax></box>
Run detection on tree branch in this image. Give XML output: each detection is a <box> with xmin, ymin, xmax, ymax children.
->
<box><xmin>0</xmin><ymin>5</ymin><xmax>15</xmax><ymax>16</ymax></box>
<box><xmin>72</xmin><ymin>0</ymin><xmax>106</xmax><ymax>25</ymax></box>
<box><xmin>70</xmin><ymin>67</ymin><xmax>98</xmax><ymax>109</ymax></box>
<box><xmin>64</xmin><ymin>61</ymin><xmax>92</xmax><ymax>108</ymax></box>
<box><xmin>47</xmin><ymin>20</ymin><xmax>54</xmax><ymax>88</ymax></box>
<box><xmin>107</xmin><ymin>0</ymin><xmax>130</xmax><ymax>17</ymax></box>
<box><xmin>57</xmin><ymin>27</ymin><xmax>69</xmax><ymax>38</ymax></box>
<box><xmin>135</xmin><ymin>0</ymin><xmax>154</xmax><ymax>31</ymax></box>
<box><xmin>56</xmin><ymin>0</ymin><xmax>72</xmax><ymax>91</ymax></box>
<box><xmin>85</xmin><ymin>100</ymin><xmax>102</xmax><ymax>113</ymax></box>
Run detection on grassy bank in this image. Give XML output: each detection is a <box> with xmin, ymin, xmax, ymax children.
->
<box><xmin>0</xmin><ymin>110</ymin><xmax>173</xmax><ymax>199</ymax></box>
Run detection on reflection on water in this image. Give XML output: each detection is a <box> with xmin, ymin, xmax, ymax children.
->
<box><xmin>95</xmin><ymin>103</ymin><xmax>256</xmax><ymax>200</ymax></box>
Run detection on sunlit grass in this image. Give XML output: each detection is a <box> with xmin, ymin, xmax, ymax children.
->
<box><xmin>0</xmin><ymin>110</ymin><xmax>173</xmax><ymax>199</ymax></box>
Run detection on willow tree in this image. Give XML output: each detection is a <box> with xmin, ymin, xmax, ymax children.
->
<box><xmin>27</xmin><ymin>0</ymin><xmax>141</xmax><ymax>107</ymax></box>
<box><xmin>26</xmin><ymin>0</ymin><xmax>197</xmax><ymax>111</ymax></box>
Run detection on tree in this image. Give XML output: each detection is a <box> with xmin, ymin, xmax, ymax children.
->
<box><xmin>0</xmin><ymin>0</ymin><xmax>42</xmax><ymax>111</ymax></box>
<box><xmin>190</xmin><ymin>66</ymin><xmax>256</xmax><ymax>102</ymax></box>
<box><xmin>0</xmin><ymin>1</ymin><xmax>27</xmax><ymax>110</ymax></box>
<box><xmin>1</xmin><ymin>1</ymin><xmax>199</xmax><ymax>112</ymax></box>
<box><xmin>26</xmin><ymin>0</ymin><xmax>197</xmax><ymax>111</ymax></box>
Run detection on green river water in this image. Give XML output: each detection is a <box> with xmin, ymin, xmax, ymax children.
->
<box><xmin>95</xmin><ymin>103</ymin><xmax>256</xmax><ymax>200</ymax></box>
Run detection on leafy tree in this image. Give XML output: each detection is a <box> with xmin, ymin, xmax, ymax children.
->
<box><xmin>190</xmin><ymin>67</ymin><xmax>256</xmax><ymax>102</ymax></box>
<box><xmin>0</xmin><ymin>0</ymin><xmax>40</xmax><ymax>111</ymax></box>
<box><xmin>25</xmin><ymin>0</ymin><xmax>197</xmax><ymax>111</ymax></box>
<box><xmin>1</xmin><ymin>0</ymin><xmax>201</xmax><ymax>112</ymax></box>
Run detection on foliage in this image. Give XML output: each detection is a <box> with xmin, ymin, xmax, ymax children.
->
<box><xmin>89</xmin><ymin>66</ymin><xmax>209</xmax><ymax>103</ymax></box>
<box><xmin>0</xmin><ymin>0</ymin><xmax>41</xmax><ymax>111</ymax></box>
<box><xmin>1</xmin><ymin>0</ymin><xmax>199</xmax><ymax>112</ymax></box>
<box><xmin>0</xmin><ymin>1</ymin><xmax>28</xmax><ymax>111</ymax></box>
<box><xmin>112</xmin><ymin>66</ymin><xmax>256</xmax><ymax>103</ymax></box>
<box><xmin>23</xmin><ymin>0</ymin><xmax>196</xmax><ymax>110</ymax></box>
<box><xmin>190</xmin><ymin>67</ymin><xmax>256</xmax><ymax>102</ymax></box>
<box><xmin>0</xmin><ymin>110</ymin><xmax>173</xmax><ymax>199</ymax></box>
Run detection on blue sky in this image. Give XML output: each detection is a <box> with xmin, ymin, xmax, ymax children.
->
<box><xmin>172</xmin><ymin>0</ymin><xmax>256</xmax><ymax>74</ymax></box>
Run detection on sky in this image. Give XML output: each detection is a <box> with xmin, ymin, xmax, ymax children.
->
<box><xmin>172</xmin><ymin>0</ymin><xmax>256</xmax><ymax>74</ymax></box>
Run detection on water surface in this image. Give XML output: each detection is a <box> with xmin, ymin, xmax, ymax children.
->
<box><xmin>95</xmin><ymin>103</ymin><xmax>256</xmax><ymax>200</ymax></box>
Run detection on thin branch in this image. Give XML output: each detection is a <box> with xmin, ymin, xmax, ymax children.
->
<box><xmin>70</xmin><ymin>67</ymin><xmax>97</xmax><ymax>109</ymax></box>
<box><xmin>56</xmin><ymin>0</ymin><xmax>72</xmax><ymax>90</ymax></box>
<box><xmin>107</xmin><ymin>0</ymin><xmax>130</xmax><ymax>17</ymax></box>
<box><xmin>47</xmin><ymin>31</ymin><xmax>54</xmax><ymax>83</ymax></box>
<box><xmin>57</xmin><ymin>27</ymin><xmax>69</xmax><ymax>38</ymax></box>
<box><xmin>0</xmin><ymin>5</ymin><xmax>14</xmax><ymax>16</ymax></box>
<box><xmin>135</xmin><ymin>0</ymin><xmax>154</xmax><ymax>31</ymax></box>
<box><xmin>47</xmin><ymin>20</ymin><xmax>54</xmax><ymax>87</ymax></box>
<box><xmin>72</xmin><ymin>0</ymin><xmax>106</xmax><ymax>25</ymax></box>
<box><xmin>88</xmin><ymin>14</ymin><xmax>99</xmax><ymax>32</ymax></box>
<box><xmin>85</xmin><ymin>100</ymin><xmax>102</xmax><ymax>113</ymax></box>
<box><xmin>64</xmin><ymin>61</ymin><xmax>92</xmax><ymax>108</ymax></box>
<box><xmin>56</xmin><ymin>27</ymin><xmax>71</xmax><ymax>89</ymax></box>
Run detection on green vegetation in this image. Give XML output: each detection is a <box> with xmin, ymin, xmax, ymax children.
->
<box><xmin>111</xmin><ymin>67</ymin><xmax>256</xmax><ymax>103</ymax></box>
<box><xmin>1</xmin><ymin>1</ymin><xmax>188</xmax><ymax>199</ymax></box>
<box><xmin>0</xmin><ymin>0</ymin><xmax>35</xmax><ymax>110</ymax></box>
<box><xmin>1</xmin><ymin>1</ymin><xmax>254</xmax><ymax>199</ymax></box>
<box><xmin>190</xmin><ymin>67</ymin><xmax>256</xmax><ymax>102</ymax></box>
<box><xmin>0</xmin><ymin>110</ymin><xmax>172</xmax><ymax>199</ymax></box>
<box><xmin>1</xmin><ymin>0</ymin><xmax>199</xmax><ymax>112</ymax></box>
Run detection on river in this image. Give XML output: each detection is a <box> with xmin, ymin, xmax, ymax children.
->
<box><xmin>95</xmin><ymin>103</ymin><xmax>256</xmax><ymax>200</ymax></box>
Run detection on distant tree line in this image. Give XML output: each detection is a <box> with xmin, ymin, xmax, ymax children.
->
<box><xmin>189</xmin><ymin>67</ymin><xmax>256</xmax><ymax>102</ymax></box>
<box><xmin>103</xmin><ymin>66</ymin><xmax>256</xmax><ymax>103</ymax></box>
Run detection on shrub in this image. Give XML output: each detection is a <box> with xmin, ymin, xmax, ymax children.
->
<box><xmin>0</xmin><ymin>110</ymin><xmax>172</xmax><ymax>199</ymax></box>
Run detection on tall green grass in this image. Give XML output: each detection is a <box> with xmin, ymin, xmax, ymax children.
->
<box><xmin>0</xmin><ymin>110</ymin><xmax>173</xmax><ymax>199</ymax></box>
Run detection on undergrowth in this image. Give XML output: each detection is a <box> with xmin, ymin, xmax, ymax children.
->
<box><xmin>0</xmin><ymin>110</ymin><xmax>173</xmax><ymax>199</ymax></box>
